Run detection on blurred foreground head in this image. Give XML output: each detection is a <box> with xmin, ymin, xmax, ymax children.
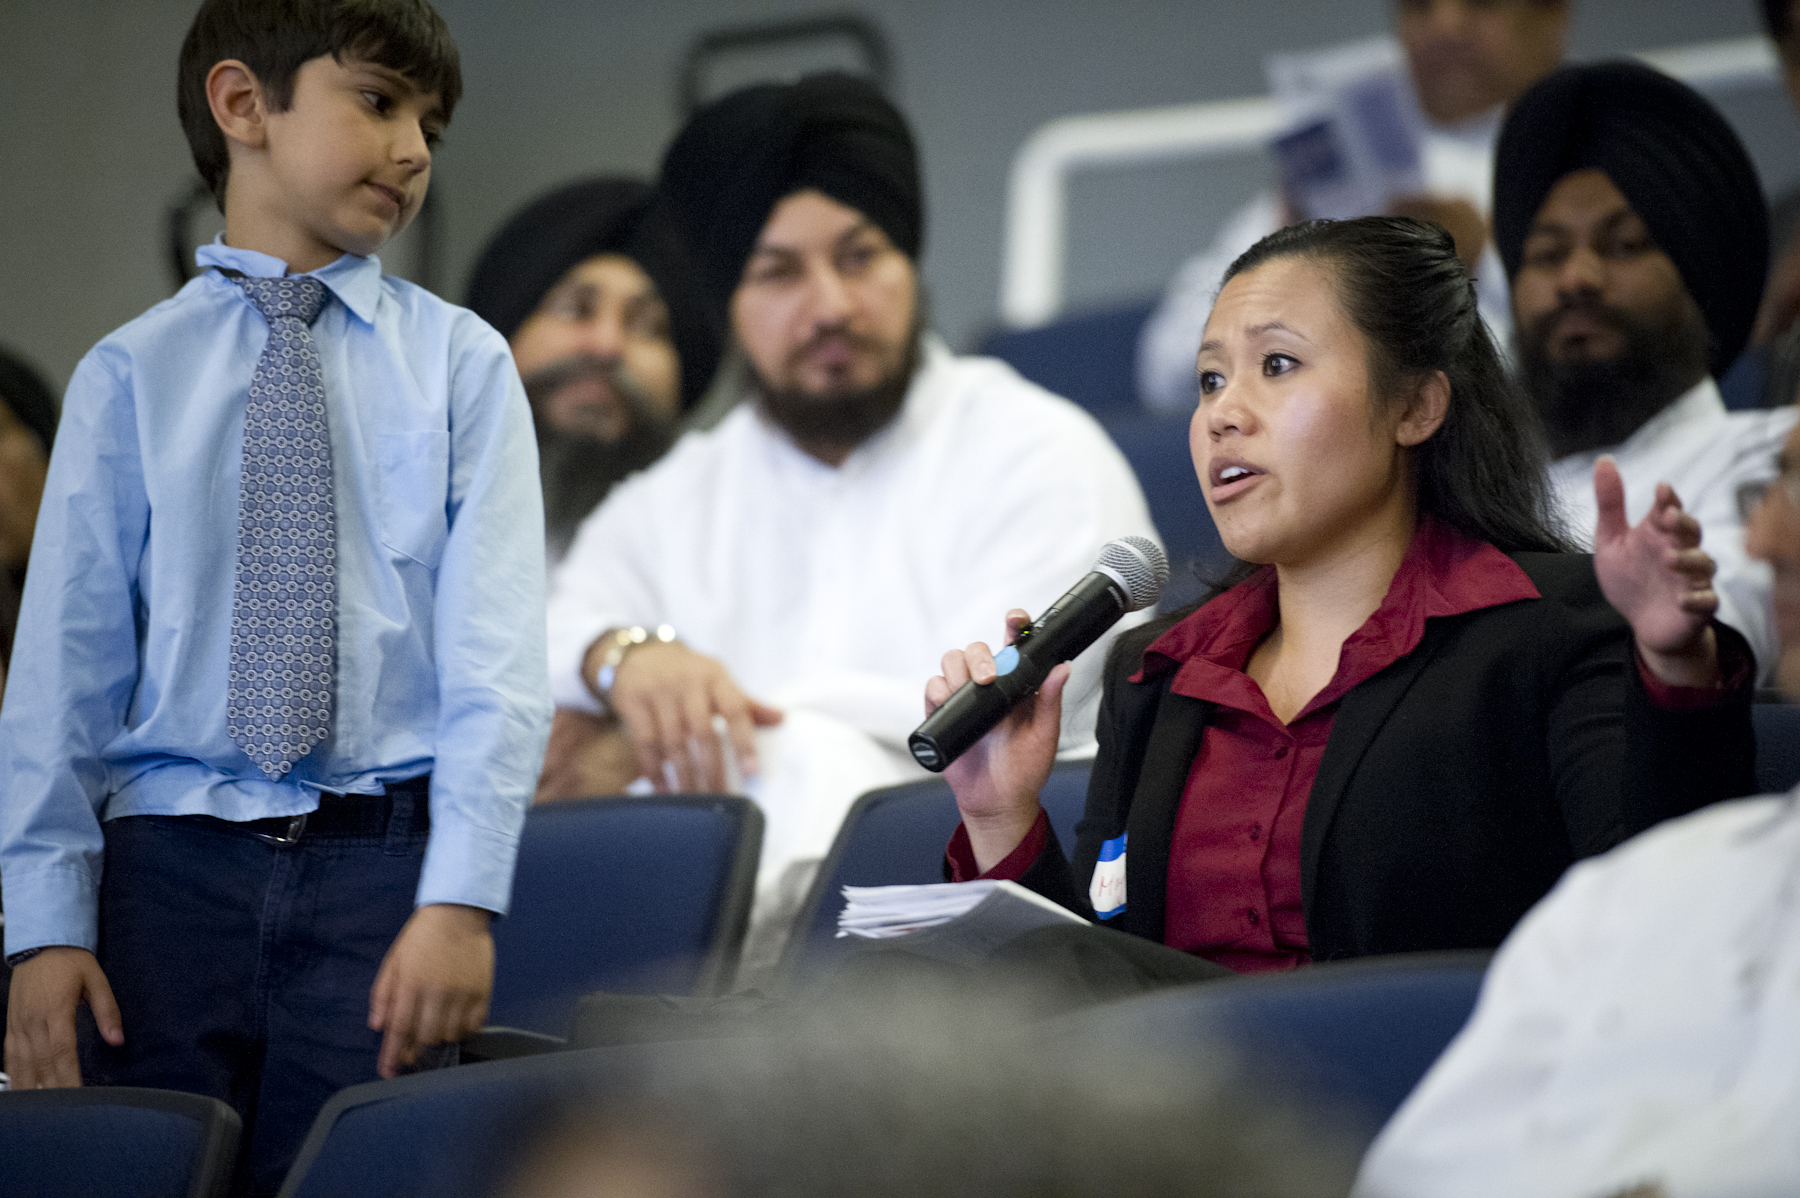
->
<box><xmin>657</xmin><ymin>73</ymin><xmax>925</xmax><ymax>464</ymax></box>
<box><xmin>493</xmin><ymin>973</ymin><xmax>1355</xmax><ymax>1198</ymax></box>
<box><xmin>1746</xmin><ymin>421</ymin><xmax>1800</xmax><ymax>698</ymax></box>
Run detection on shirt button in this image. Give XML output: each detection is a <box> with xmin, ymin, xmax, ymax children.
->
<box><xmin>1274</xmin><ymin>745</ymin><xmax>1289</xmax><ymax>759</ymax></box>
<box><xmin>1246</xmin><ymin>908</ymin><xmax>1260</xmax><ymax>926</ymax></box>
<box><xmin>1249</xmin><ymin>823</ymin><xmax>1262</xmax><ymax>841</ymax></box>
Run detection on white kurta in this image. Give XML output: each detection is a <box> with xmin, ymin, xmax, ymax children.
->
<box><xmin>546</xmin><ymin>336</ymin><xmax>1159</xmax><ymax>882</ymax></box>
<box><xmin>1354</xmin><ymin>792</ymin><xmax>1800</xmax><ymax>1198</ymax></box>
<box><xmin>1138</xmin><ymin>104</ymin><xmax>1510</xmax><ymax>414</ymax></box>
<box><xmin>1548</xmin><ymin>379</ymin><xmax>1796</xmax><ymax>683</ymax></box>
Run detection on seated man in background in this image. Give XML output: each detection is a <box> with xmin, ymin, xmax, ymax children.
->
<box><xmin>1138</xmin><ymin>0</ymin><xmax>1569</xmax><ymax>412</ymax></box>
<box><xmin>464</xmin><ymin>176</ymin><xmax>720</xmax><ymax>564</ymax></box>
<box><xmin>1353</xmin><ymin>419</ymin><xmax>1800</xmax><ymax>1198</ymax></box>
<box><xmin>1494</xmin><ymin>61</ymin><xmax>1797</xmax><ymax>681</ymax></box>
<box><xmin>545</xmin><ymin>74</ymin><xmax>1156</xmax><ymax>958</ymax></box>
<box><xmin>0</xmin><ymin>345</ymin><xmax>57</xmax><ymax>704</ymax></box>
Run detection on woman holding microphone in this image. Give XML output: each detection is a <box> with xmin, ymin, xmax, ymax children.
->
<box><xmin>930</xmin><ymin>217</ymin><xmax>1754</xmax><ymax>971</ymax></box>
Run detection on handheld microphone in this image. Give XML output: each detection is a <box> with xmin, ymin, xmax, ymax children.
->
<box><xmin>908</xmin><ymin>536</ymin><xmax>1168</xmax><ymax>772</ymax></box>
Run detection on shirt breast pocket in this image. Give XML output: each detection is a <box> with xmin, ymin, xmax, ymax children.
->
<box><xmin>375</xmin><ymin>430</ymin><xmax>450</xmax><ymax>569</ymax></box>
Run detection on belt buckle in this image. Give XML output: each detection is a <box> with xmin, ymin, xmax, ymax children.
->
<box><xmin>253</xmin><ymin>814</ymin><xmax>308</xmax><ymax>847</ymax></box>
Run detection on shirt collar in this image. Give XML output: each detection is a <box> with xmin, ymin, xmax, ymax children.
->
<box><xmin>195</xmin><ymin>237</ymin><xmax>383</xmax><ymax>326</ymax></box>
<box><xmin>1134</xmin><ymin>516</ymin><xmax>1541</xmax><ymax>708</ymax></box>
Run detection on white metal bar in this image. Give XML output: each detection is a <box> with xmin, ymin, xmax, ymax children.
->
<box><xmin>1000</xmin><ymin>36</ymin><xmax>1782</xmax><ymax>330</ymax></box>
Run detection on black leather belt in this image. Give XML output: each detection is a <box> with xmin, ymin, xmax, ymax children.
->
<box><xmin>240</xmin><ymin>775</ymin><xmax>430</xmax><ymax>846</ymax></box>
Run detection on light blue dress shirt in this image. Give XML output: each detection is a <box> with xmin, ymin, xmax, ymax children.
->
<box><xmin>0</xmin><ymin>242</ymin><xmax>552</xmax><ymax>957</ymax></box>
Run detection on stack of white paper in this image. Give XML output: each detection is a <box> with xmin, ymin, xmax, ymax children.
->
<box><xmin>837</xmin><ymin>881</ymin><xmax>999</xmax><ymax>939</ymax></box>
<box><xmin>836</xmin><ymin>880</ymin><xmax>1084</xmax><ymax>940</ymax></box>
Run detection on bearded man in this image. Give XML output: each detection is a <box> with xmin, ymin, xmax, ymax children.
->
<box><xmin>465</xmin><ymin>177</ymin><xmax>720</xmax><ymax>563</ymax></box>
<box><xmin>1495</xmin><ymin>61</ymin><xmax>1797</xmax><ymax>681</ymax></box>
<box><xmin>543</xmin><ymin>75</ymin><xmax>1157</xmax><ymax>944</ymax></box>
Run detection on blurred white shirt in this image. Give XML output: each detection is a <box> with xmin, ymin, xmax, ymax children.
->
<box><xmin>1355</xmin><ymin>791</ymin><xmax>1800</xmax><ymax>1198</ymax></box>
<box><xmin>1549</xmin><ymin>378</ymin><xmax>1796</xmax><ymax>683</ymax></box>
<box><xmin>1137</xmin><ymin>108</ymin><xmax>1510</xmax><ymax>414</ymax></box>
<box><xmin>546</xmin><ymin>335</ymin><xmax>1159</xmax><ymax>883</ymax></box>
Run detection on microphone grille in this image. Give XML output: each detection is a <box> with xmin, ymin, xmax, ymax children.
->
<box><xmin>1096</xmin><ymin>536</ymin><xmax>1169</xmax><ymax>612</ymax></box>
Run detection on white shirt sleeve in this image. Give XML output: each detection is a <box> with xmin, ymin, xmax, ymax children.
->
<box><xmin>543</xmin><ymin>469</ymin><xmax>668</xmax><ymax>714</ymax></box>
<box><xmin>1136</xmin><ymin>193</ymin><xmax>1283</xmax><ymax>414</ymax></box>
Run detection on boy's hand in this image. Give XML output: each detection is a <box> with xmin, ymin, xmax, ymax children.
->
<box><xmin>368</xmin><ymin>904</ymin><xmax>493</xmax><ymax>1080</ymax></box>
<box><xmin>5</xmin><ymin>947</ymin><xmax>124</xmax><ymax>1089</ymax></box>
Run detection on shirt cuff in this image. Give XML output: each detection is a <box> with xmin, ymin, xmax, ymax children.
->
<box><xmin>945</xmin><ymin>809</ymin><xmax>1049</xmax><ymax>883</ymax></box>
<box><xmin>416</xmin><ymin>819</ymin><xmax>520</xmax><ymax>917</ymax></box>
<box><xmin>0</xmin><ymin>865</ymin><xmax>100</xmax><ymax>958</ymax></box>
<box><xmin>1636</xmin><ymin>625</ymin><xmax>1754</xmax><ymax>710</ymax></box>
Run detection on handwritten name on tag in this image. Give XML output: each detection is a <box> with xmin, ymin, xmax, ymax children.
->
<box><xmin>1090</xmin><ymin>831</ymin><xmax>1127</xmax><ymax>918</ymax></box>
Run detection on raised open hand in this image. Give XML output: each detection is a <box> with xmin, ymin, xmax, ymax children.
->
<box><xmin>1591</xmin><ymin>457</ymin><xmax>1720</xmax><ymax>687</ymax></box>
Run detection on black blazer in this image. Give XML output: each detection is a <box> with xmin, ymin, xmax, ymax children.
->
<box><xmin>1017</xmin><ymin>552</ymin><xmax>1756</xmax><ymax>961</ymax></box>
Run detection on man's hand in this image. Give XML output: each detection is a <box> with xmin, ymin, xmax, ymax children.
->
<box><xmin>4</xmin><ymin>947</ymin><xmax>123</xmax><ymax>1089</ymax></box>
<box><xmin>1388</xmin><ymin>194</ymin><xmax>1487</xmax><ymax>276</ymax></box>
<box><xmin>927</xmin><ymin>609</ymin><xmax>1066</xmax><ymax>873</ymax></box>
<box><xmin>368</xmin><ymin>904</ymin><xmax>494</xmax><ymax>1080</ymax></box>
<box><xmin>601</xmin><ymin>640</ymin><xmax>782</xmax><ymax>793</ymax></box>
<box><xmin>1592</xmin><ymin>458</ymin><xmax>1721</xmax><ymax>687</ymax></box>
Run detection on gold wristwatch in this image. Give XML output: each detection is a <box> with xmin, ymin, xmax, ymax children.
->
<box><xmin>588</xmin><ymin>624</ymin><xmax>679</xmax><ymax>705</ymax></box>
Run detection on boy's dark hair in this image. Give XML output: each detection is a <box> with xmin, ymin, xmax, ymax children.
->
<box><xmin>177</xmin><ymin>0</ymin><xmax>462</xmax><ymax>208</ymax></box>
<box><xmin>1222</xmin><ymin>216</ymin><xmax>1573</xmax><ymax>557</ymax></box>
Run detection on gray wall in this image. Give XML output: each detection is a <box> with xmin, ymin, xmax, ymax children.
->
<box><xmin>0</xmin><ymin>1</ymin><xmax>1782</xmax><ymax>395</ymax></box>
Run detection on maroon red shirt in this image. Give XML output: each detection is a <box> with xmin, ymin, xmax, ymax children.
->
<box><xmin>950</xmin><ymin>516</ymin><xmax>1746</xmax><ymax>974</ymax></box>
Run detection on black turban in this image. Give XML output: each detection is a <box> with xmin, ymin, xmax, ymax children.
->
<box><xmin>464</xmin><ymin>177</ymin><xmax>722</xmax><ymax>410</ymax></box>
<box><xmin>656</xmin><ymin>72</ymin><xmax>922</xmax><ymax>319</ymax></box>
<box><xmin>1493</xmin><ymin>61</ymin><xmax>1767</xmax><ymax>377</ymax></box>
<box><xmin>0</xmin><ymin>345</ymin><xmax>58</xmax><ymax>453</ymax></box>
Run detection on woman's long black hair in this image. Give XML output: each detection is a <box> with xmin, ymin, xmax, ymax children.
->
<box><xmin>1217</xmin><ymin>216</ymin><xmax>1573</xmax><ymax>558</ymax></box>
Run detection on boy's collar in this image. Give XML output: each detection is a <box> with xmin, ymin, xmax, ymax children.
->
<box><xmin>196</xmin><ymin>238</ymin><xmax>382</xmax><ymax>326</ymax></box>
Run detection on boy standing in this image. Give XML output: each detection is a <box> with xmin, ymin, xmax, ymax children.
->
<box><xmin>0</xmin><ymin>1</ymin><xmax>549</xmax><ymax>1191</ymax></box>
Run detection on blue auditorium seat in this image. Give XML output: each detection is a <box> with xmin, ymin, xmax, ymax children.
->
<box><xmin>0</xmin><ymin>1086</ymin><xmax>241</xmax><ymax>1198</ymax></box>
<box><xmin>1101</xmin><ymin>410</ymin><xmax>1233</xmax><ymax>610</ymax></box>
<box><xmin>279</xmin><ymin>1043</ymin><xmax>716</xmax><ymax>1198</ymax></box>
<box><xmin>1753</xmin><ymin>702</ymin><xmax>1800</xmax><ymax>794</ymax></box>
<box><xmin>486</xmin><ymin>795</ymin><xmax>762</xmax><ymax>1037</ymax></box>
<box><xmin>1050</xmin><ymin>950</ymin><xmax>1491</xmax><ymax>1146</ymax></box>
<box><xmin>978</xmin><ymin>301</ymin><xmax>1157</xmax><ymax>417</ymax></box>
<box><xmin>781</xmin><ymin>760</ymin><xmax>1092</xmax><ymax>985</ymax></box>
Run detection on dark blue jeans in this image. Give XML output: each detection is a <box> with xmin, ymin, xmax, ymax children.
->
<box><xmin>81</xmin><ymin>788</ymin><xmax>434</xmax><ymax>1197</ymax></box>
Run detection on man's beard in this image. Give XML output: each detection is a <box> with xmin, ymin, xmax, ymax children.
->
<box><xmin>749</xmin><ymin>316</ymin><xmax>923</xmax><ymax>457</ymax></box>
<box><xmin>525</xmin><ymin>357</ymin><xmax>677</xmax><ymax>562</ymax></box>
<box><xmin>1515</xmin><ymin>293</ymin><xmax>1712</xmax><ymax>459</ymax></box>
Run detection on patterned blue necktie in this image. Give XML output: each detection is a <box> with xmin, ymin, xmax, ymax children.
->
<box><xmin>227</xmin><ymin>275</ymin><xmax>336</xmax><ymax>780</ymax></box>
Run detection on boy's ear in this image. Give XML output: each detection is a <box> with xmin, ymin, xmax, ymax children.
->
<box><xmin>1395</xmin><ymin>369</ymin><xmax>1450</xmax><ymax>448</ymax></box>
<box><xmin>206</xmin><ymin>60</ymin><xmax>269</xmax><ymax>151</ymax></box>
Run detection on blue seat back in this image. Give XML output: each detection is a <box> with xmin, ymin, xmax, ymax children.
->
<box><xmin>1101</xmin><ymin>411</ymin><xmax>1233</xmax><ymax>609</ymax></box>
<box><xmin>1754</xmin><ymin>702</ymin><xmax>1800</xmax><ymax>794</ymax></box>
<box><xmin>782</xmin><ymin>761</ymin><xmax>1092</xmax><ymax>985</ymax></box>
<box><xmin>978</xmin><ymin>301</ymin><xmax>1156</xmax><ymax>417</ymax></box>
<box><xmin>1052</xmin><ymin>951</ymin><xmax>1489</xmax><ymax>1144</ymax></box>
<box><xmin>281</xmin><ymin>1044</ymin><xmax>710</xmax><ymax>1198</ymax></box>
<box><xmin>0</xmin><ymin>1087</ymin><xmax>241</xmax><ymax>1198</ymax></box>
<box><xmin>488</xmin><ymin>796</ymin><xmax>762</xmax><ymax>1036</ymax></box>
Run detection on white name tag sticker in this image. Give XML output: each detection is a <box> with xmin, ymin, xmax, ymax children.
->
<box><xmin>1090</xmin><ymin>831</ymin><xmax>1127</xmax><ymax>919</ymax></box>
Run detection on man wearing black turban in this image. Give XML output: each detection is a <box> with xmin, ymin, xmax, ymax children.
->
<box><xmin>543</xmin><ymin>75</ymin><xmax>1156</xmax><ymax>970</ymax></box>
<box><xmin>465</xmin><ymin>177</ymin><xmax>721</xmax><ymax>563</ymax></box>
<box><xmin>1493</xmin><ymin>60</ymin><xmax>1797</xmax><ymax>681</ymax></box>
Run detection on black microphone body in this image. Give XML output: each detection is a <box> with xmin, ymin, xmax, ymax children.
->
<box><xmin>908</xmin><ymin>571</ymin><xmax>1132</xmax><ymax>772</ymax></box>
